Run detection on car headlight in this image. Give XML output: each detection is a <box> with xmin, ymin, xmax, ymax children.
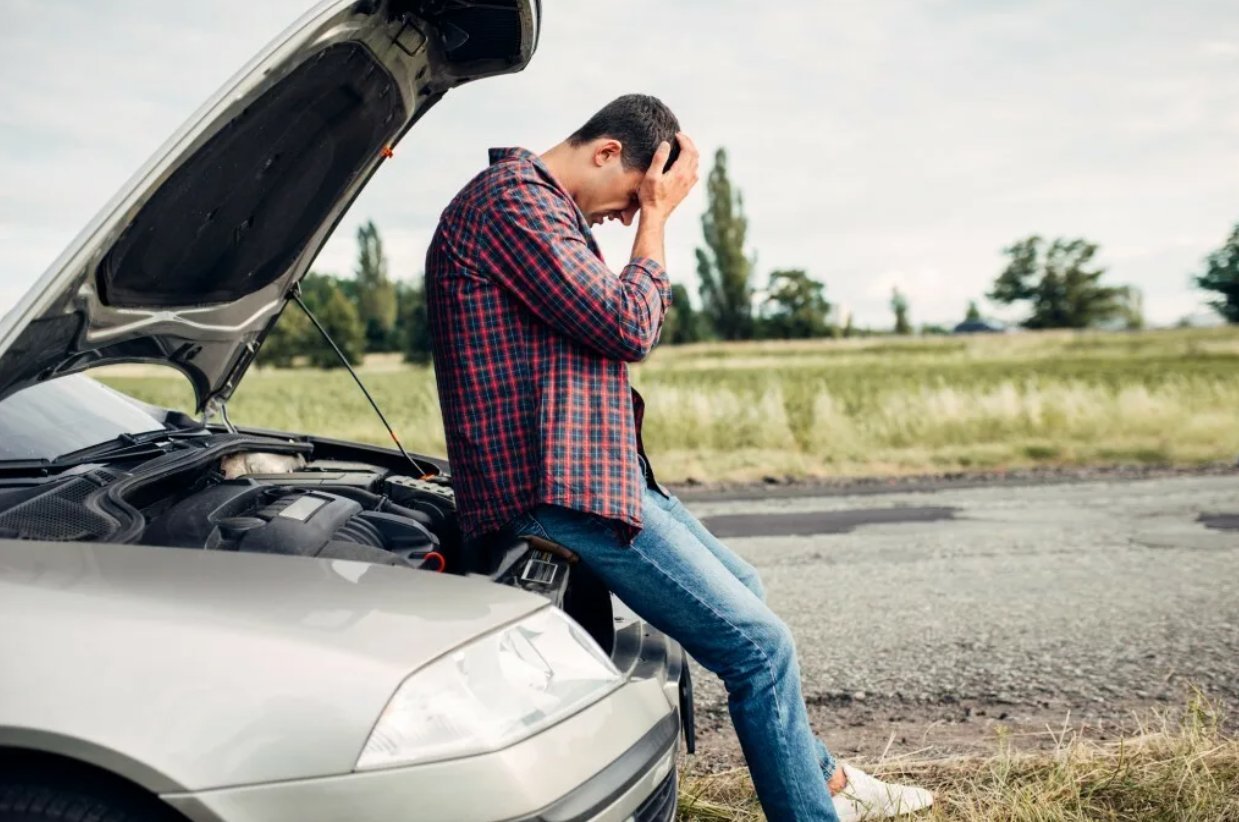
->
<box><xmin>356</xmin><ymin>607</ymin><xmax>623</xmax><ymax>770</ymax></box>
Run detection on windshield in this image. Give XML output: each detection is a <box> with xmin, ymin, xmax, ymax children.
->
<box><xmin>0</xmin><ymin>374</ymin><xmax>169</xmax><ymax>461</ymax></box>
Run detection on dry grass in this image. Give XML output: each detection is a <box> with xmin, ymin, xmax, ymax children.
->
<box><xmin>94</xmin><ymin>327</ymin><xmax>1239</xmax><ymax>484</ymax></box>
<box><xmin>676</xmin><ymin>698</ymin><xmax>1239</xmax><ymax>821</ymax></box>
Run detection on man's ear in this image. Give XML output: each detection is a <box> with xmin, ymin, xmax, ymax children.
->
<box><xmin>593</xmin><ymin>138</ymin><xmax>623</xmax><ymax>168</ymax></box>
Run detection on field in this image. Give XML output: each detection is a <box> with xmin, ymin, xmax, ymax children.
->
<box><xmin>95</xmin><ymin>326</ymin><xmax>1239</xmax><ymax>484</ymax></box>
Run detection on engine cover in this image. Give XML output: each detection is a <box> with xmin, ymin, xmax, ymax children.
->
<box><xmin>141</xmin><ymin>480</ymin><xmax>438</xmax><ymax>567</ymax></box>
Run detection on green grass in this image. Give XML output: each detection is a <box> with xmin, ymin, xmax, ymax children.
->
<box><xmin>676</xmin><ymin>698</ymin><xmax>1239</xmax><ymax>821</ymax></box>
<box><xmin>96</xmin><ymin>327</ymin><xmax>1239</xmax><ymax>484</ymax></box>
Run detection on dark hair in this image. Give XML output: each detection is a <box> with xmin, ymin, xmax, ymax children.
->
<box><xmin>568</xmin><ymin>94</ymin><xmax>681</xmax><ymax>173</ymax></box>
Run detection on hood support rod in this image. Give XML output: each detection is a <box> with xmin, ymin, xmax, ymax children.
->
<box><xmin>291</xmin><ymin>287</ymin><xmax>422</xmax><ymax>475</ymax></box>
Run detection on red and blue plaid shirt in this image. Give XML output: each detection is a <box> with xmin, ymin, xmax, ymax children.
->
<box><xmin>426</xmin><ymin>148</ymin><xmax>671</xmax><ymax>542</ymax></box>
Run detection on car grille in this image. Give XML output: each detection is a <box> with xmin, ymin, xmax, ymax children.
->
<box><xmin>633</xmin><ymin>768</ymin><xmax>677</xmax><ymax>822</ymax></box>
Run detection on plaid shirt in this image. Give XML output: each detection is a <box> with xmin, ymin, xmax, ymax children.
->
<box><xmin>426</xmin><ymin>148</ymin><xmax>671</xmax><ymax>542</ymax></box>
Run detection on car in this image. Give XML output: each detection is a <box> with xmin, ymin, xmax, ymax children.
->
<box><xmin>0</xmin><ymin>2</ymin><xmax>691</xmax><ymax>820</ymax></box>
<box><xmin>951</xmin><ymin>318</ymin><xmax>1008</xmax><ymax>334</ymax></box>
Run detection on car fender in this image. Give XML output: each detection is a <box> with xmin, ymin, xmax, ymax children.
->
<box><xmin>0</xmin><ymin>539</ymin><xmax>544</xmax><ymax>791</ymax></box>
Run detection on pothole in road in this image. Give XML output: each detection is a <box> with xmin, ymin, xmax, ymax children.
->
<box><xmin>701</xmin><ymin>506</ymin><xmax>959</xmax><ymax>538</ymax></box>
<box><xmin>1199</xmin><ymin>513</ymin><xmax>1239</xmax><ymax>532</ymax></box>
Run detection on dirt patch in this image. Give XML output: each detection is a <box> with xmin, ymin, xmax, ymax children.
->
<box><xmin>684</xmin><ymin>695</ymin><xmax>1237</xmax><ymax>773</ymax></box>
<box><xmin>1200</xmin><ymin>512</ymin><xmax>1239</xmax><ymax>532</ymax></box>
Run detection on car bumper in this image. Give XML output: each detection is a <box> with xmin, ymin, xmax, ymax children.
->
<box><xmin>161</xmin><ymin>678</ymin><xmax>679</xmax><ymax>822</ymax></box>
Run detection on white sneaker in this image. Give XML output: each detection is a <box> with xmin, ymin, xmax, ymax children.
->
<box><xmin>831</xmin><ymin>762</ymin><xmax>934</xmax><ymax>821</ymax></box>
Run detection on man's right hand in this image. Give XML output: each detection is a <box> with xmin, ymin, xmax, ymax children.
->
<box><xmin>638</xmin><ymin>132</ymin><xmax>700</xmax><ymax>220</ymax></box>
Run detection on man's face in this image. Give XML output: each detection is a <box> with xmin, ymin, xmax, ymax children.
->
<box><xmin>578</xmin><ymin>139</ymin><xmax>646</xmax><ymax>228</ymax></box>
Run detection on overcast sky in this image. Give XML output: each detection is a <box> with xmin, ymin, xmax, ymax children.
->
<box><xmin>3</xmin><ymin>0</ymin><xmax>1237</xmax><ymax>328</ymax></box>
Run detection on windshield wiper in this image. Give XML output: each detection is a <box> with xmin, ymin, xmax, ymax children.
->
<box><xmin>52</xmin><ymin>428</ymin><xmax>212</xmax><ymax>465</ymax></box>
<box><xmin>0</xmin><ymin>428</ymin><xmax>213</xmax><ymax>476</ymax></box>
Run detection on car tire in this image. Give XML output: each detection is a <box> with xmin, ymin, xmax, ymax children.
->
<box><xmin>0</xmin><ymin>777</ymin><xmax>176</xmax><ymax>822</ymax></box>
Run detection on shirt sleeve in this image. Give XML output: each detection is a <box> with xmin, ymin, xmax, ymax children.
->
<box><xmin>479</xmin><ymin>178</ymin><xmax>671</xmax><ymax>362</ymax></box>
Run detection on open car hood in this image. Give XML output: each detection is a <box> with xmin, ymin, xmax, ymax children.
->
<box><xmin>0</xmin><ymin>0</ymin><xmax>538</xmax><ymax>413</ymax></box>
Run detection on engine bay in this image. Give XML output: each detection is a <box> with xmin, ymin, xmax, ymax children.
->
<box><xmin>140</xmin><ymin>469</ymin><xmax>450</xmax><ymax>571</ymax></box>
<box><xmin>0</xmin><ymin>434</ymin><xmax>611</xmax><ymax>648</ymax></box>
<box><xmin>0</xmin><ymin>444</ymin><xmax>458</xmax><ymax>566</ymax></box>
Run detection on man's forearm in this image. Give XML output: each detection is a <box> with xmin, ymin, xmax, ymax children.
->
<box><xmin>631</xmin><ymin>209</ymin><xmax>668</xmax><ymax>268</ymax></box>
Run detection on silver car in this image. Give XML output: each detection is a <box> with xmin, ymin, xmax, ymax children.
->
<box><xmin>0</xmin><ymin>2</ymin><xmax>691</xmax><ymax>820</ymax></box>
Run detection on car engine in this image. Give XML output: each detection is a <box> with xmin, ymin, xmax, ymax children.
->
<box><xmin>0</xmin><ymin>439</ymin><xmax>614</xmax><ymax>652</ymax></box>
<box><xmin>0</xmin><ymin>449</ymin><xmax>458</xmax><ymax>571</ymax></box>
<box><xmin>139</xmin><ymin>481</ymin><xmax>445</xmax><ymax>569</ymax></box>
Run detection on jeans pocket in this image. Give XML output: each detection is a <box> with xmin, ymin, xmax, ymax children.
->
<box><xmin>530</xmin><ymin>505</ymin><xmax>629</xmax><ymax>549</ymax></box>
<box><xmin>596</xmin><ymin>517</ymin><xmax>630</xmax><ymax>546</ymax></box>
<box><xmin>503</xmin><ymin>511</ymin><xmax>544</xmax><ymax>539</ymax></box>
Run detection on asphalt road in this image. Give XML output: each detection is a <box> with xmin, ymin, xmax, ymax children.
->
<box><xmin>673</xmin><ymin>473</ymin><xmax>1239</xmax><ymax>762</ymax></box>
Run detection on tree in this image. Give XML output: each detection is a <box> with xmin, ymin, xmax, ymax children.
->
<box><xmin>1196</xmin><ymin>222</ymin><xmax>1239</xmax><ymax>324</ymax></box>
<box><xmin>307</xmin><ymin>288</ymin><xmax>366</xmax><ymax>368</ymax></box>
<box><xmin>355</xmin><ymin>221</ymin><xmax>398</xmax><ymax>351</ymax></box>
<box><xmin>762</xmin><ymin>269</ymin><xmax>832</xmax><ymax>339</ymax></box>
<box><xmin>1116</xmin><ymin>286</ymin><xmax>1144</xmax><ymax>331</ymax></box>
<box><xmin>964</xmin><ymin>300</ymin><xmax>982</xmax><ymax>322</ymax></box>
<box><xmin>989</xmin><ymin>236</ymin><xmax>1128</xmax><ymax>329</ymax></box>
<box><xmin>256</xmin><ymin>270</ymin><xmax>337</xmax><ymax>368</ymax></box>
<box><xmin>299</xmin><ymin>270</ymin><xmax>341</xmax><ymax>310</ymax></box>
<box><xmin>660</xmin><ymin>283</ymin><xmax>706</xmax><ymax>345</ymax></box>
<box><xmin>891</xmin><ymin>288</ymin><xmax>911</xmax><ymax>335</ymax></box>
<box><xmin>399</xmin><ymin>278</ymin><xmax>434</xmax><ymax>364</ymax></box>
<box><xmin>258</xmin><ymin>304</ymin><xmax>311</xmax><ymax>368</ymax></box>
<box><xmin>696</xmin><ymin>148</ymin><xmax>755</xmax><ymax>340</ymax></box>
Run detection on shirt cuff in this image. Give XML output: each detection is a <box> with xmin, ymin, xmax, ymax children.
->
<box><xmin>625</xmin><ymin>255</ymin><xmax>666</xmax><ymax>278</ymax></box>
<box><xmin>623</xmin><ymin>256</ymin><xmax>670</xmax><ymax>300</ymax></box>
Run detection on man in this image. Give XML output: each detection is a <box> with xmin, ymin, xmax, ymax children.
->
<box><xmin>426</xmin><ymin>94</ymin><xmax>933</xmax><ymax>821</ymax></box>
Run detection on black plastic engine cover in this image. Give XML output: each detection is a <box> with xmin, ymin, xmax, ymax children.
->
<box><xmin>384</xmin><ymin>474</ymin><xmax>460</xmax><ymax>559</ymax></box>
<box><xmin>141</xmin><ymin>480</ymin><xmax>437</xmax><ymax>566</ymax></box>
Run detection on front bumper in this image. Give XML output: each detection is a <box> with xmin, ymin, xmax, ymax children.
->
<box><xmin>162</xmin><ymin>678</ymin><xmax>679</xmax><ymax>822</ymax></box>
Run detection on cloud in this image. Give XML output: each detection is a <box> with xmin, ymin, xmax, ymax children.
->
<box><xmin>1200</xmin><ymin>40</ymin><xmax>1239</xmax><ymax>58</ymax></box>
<box><xmin>3</xmin><ymin>0</ymin><xmax>1238</xmax><ymax>330</ymax></box>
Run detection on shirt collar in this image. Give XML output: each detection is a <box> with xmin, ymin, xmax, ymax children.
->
<box><xmin>488</xmin><ymin>147</ymin><xmax>564</xmax><ymax>197</ymax></box>
<box><xmin>488</xmin><ymin>146</ymin><xmax>541</xmax><ymax>168</ymax></box>
<box><xmin>488</xmin><ymin>147</ymin><xmax>597</xmax><ymax>244</ymax></box>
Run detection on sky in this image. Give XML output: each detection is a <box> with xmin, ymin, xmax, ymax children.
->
<box><xmin>2</xmin><ymin>0</ymin><xmax>1238</xmax><ymax>329</ymax></box>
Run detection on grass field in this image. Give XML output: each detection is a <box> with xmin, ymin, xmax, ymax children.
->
<box><xmin>677</xmin><ymin>698</ymin><xmax>1239</xmax><ymax>821</ymax></box>
<box><xmin>96</xmin><ymin>326</ymin><xmax>1239</xmax><ymax>484</ymax></box>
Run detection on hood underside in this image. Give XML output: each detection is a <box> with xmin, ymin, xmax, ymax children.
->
<box><xmin>0</xmin><ymin>0</ymin><xmax>538</xmax><ymax>412</ymax></box>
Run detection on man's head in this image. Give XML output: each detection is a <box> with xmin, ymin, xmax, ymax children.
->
<box><xmin>550</xmin><ymin>94</ymin><xmax>681</xmax><ymax>227</ymax></box>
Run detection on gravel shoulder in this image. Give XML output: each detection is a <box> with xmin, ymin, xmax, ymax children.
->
<box><xmin>664</xmin><ymin>471</ymin><xmax>1239</xmax><ymax>769</ymax></box>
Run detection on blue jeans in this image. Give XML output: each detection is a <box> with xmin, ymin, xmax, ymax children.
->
<box><xmin>505</xmin><ymin>487</ymin><xmax>839</xmax><ymax>821</ymax></box>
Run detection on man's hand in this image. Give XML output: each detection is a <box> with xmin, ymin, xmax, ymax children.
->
<box><xmin>638</xmin><ymin>132</ymin><xmax>700</xmax><ymax>220</ymax></box>
<box><xmin>630</xmin><ymin>132</ymin><xmax>698</xmax><ymax>268</ymax></box>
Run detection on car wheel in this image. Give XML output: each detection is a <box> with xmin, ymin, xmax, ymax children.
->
<box><xmin>0</xmin><ymin>776</ymin><xmax>176</xmax><ymax>822</ymax></box>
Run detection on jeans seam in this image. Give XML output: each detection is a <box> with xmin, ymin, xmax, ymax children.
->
<box><xmin>648</xmin><ymin>489</ymin><xmax>822</xmax><ymax>806</ymax></box>
<box><xmin>530</xmin><ymin>502</ymin><xmax>823</xmax><ymax>816</ymax></box>
<box><xmin>534</xmin><ymin>506</ymin><xmax>782</xmax><ymax>722</ymax></box>
<box><xmin>629</xmin><ymin>540</ymin><xmax>812</xmax><ymax>808</ymax></box>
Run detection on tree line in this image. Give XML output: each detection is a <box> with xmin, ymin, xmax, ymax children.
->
<box><xmin>261</xmin><ymin>154</ymin><xmax>1239</xmax><ymax>369</ymax></box>
<box><xmin>682</xmin><ymin>148</ymin><xmax>1238</xmax><ymax>339</ymax></box>
<box><xmin>260</xmin><ymin>221</ymin><xmax>433</xmax><ymax>368</ymax></box>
